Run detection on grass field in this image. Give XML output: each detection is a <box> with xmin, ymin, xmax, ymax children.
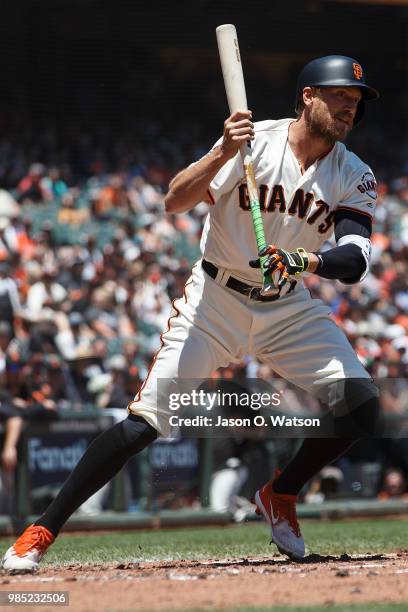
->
<box><xmin>1</xmin><ymin>519</ymin><xmax>407</xmax><ymax>611</ymax></box>
<box><xmin>1</xmin><ymin>518</ymin><xmax>406</xmax><ymax>566</ymax></box>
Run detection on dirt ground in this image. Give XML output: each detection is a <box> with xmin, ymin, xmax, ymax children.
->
<box><xmin>1</xmin><ymin>552</ymin><xmax>408</xmax><ymax>611</ymax></box>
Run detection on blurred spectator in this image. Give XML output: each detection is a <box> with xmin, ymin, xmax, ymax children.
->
<box><xmin>15</xmin><ymin>163</ymin><xmax>48</xmax><ymax>203</ymax></box>
<box><xmin>65</xmin><ymin>345</ymin><xmax>102</xmax><ymax>407</ymax></box>
<box><xmin>128</xmin><ymin>176</ymin><xmax>163</xmax><ymax>213</ymax></box>
<box><xmin>26</xmin><ymin>264</ymin><xmax>66</xmax><ymax>316</ymax></box>
<box><xmin>304</xmin><ymin>466</ymin><xmax>344</xmax><ymax>503</ymax></box>
<box><xmin>0</xmin><ymin>218</ymin><xmax>11</xmax><ymax>260</ymax></box>
<box><xmin>378</xmin><ymin>467</ymin><xmax>408</xmax><ymax>500</ymax></box>
<box><xmin>0</xmin><ymin>321</ymin><xmax>13</xmax><ymax>379</ymax></box>
<box><xmin>3</xmin><ymin>216</ymin><xmax>37</xmax><ymax>261</ymax></box>
<box><xmin>41</xmin><ymin>167</ymin><xmax>68</xmax><ymax>200</ymax></box>
<box><xmin>95</xmin><ymin>354</ymin><xmax>134</xmax><ymax>409</ymax></box>
<box><xmin>0</xmin><ymin>401</ymin><xmax>24</xmax><ymax>514</ymax></box>
<box><xmin>55</xmin><ymin>311</ymin><xmax>94</xmax><ymax>360</ymax></box>
<box><xmin>92</xmin><ymin>174</ymin><xmax>130</xmax><ymax>219</ymax></box>
<box><xmin>84</xmin><ymin>283</ymin><xmax>119</xmax><ymax>339</ymax></box>
<box><xmin>210</xmin><ymin>457</ymin><xmax>249</xmax><ymax>516</ymax></box>
<box><xmin>0</xmin><ymin>261</ymin><xmax>21</xmax><ymax>333</ymax></box>
<box><xmin>0</xmin><ymin>399</ymin><xmax>23</xmax><ymax>474</ymax></box>
<box><xmin>57</xmin><ymin>192</ymin><xmax>90</xmax><ymax>225</ymax></box>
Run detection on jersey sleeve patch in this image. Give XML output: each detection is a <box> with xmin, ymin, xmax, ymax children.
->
<box><xmin>338</xmin><ymin>165</ymin><xmax>377</xmax><ymax>219</ymax></box>
<box><xmin>356</xmin><ymin>171</ymin><xmax>377</xmax><ymax>202</ymax></box>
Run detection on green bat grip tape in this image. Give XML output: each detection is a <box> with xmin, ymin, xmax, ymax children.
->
<box><xmin>249</xmin><ymin>198</ymin><xmax>276</xmax><ymax>292</ymax></box>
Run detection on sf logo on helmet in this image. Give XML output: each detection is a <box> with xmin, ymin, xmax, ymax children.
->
<box><xmin>353</xmin><ymin>63</ymin><xmax>363</xmax><ymax>80</ymax></box>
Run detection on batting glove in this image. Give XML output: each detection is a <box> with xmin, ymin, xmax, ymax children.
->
<box><xmin>249</xmin><ymin>245</ymin><xmax>309</xmax><ymax>289</ymax></box>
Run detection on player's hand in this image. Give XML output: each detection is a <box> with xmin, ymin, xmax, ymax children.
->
<box><xmin>220</xmin><ymin>111</ymin><xmax>255</xmax><ymax>160</ymax></box>
<box><xmin>249</xmin><ymin>245</ymin><xmax>309</xmax><ymax>289</ymax></box>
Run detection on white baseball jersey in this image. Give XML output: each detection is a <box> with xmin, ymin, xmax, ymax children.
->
<box><xmin>201</xmin><ymin>118</ymin><xmax>376</xmax><ymax>284</ymax></box>
<box><xmin>129</xmin><ymin>117</ymin><xmax>375</xmax><ymax>437</ymax></box>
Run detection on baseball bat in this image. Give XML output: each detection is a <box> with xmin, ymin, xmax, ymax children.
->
<box><xmin>216</xmin><ymin>23</ymin><xmax>278</xmax><ymax>296</ymax></box>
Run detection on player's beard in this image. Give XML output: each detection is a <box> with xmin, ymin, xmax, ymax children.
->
<box><xmin>307</xmin><ymin>102</ymin><xmax>352</xmax><ymax>144</ymax></box>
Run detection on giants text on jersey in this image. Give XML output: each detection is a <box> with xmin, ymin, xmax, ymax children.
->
<box><xmin>200</xmin><ymin>118</ymin><xmax>376</xmax><ymax>284</ymax></box>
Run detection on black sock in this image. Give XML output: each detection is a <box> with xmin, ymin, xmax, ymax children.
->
<box><xmin>272</xmin><ymin>437</ymin><xmax>355</xmax><ymax>495</ymax></box>
<box><xmin>273</xmin><ymin>390</ymin><xmax>380</xmax><ymax>496</ymax></box>
<box><xmin>35</xmin><ymin>414</ymin><xmax>157</xmax><ymax>536</ymax></box>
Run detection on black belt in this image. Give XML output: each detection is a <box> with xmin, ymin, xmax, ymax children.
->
<box><xmin>202</xmin><ymin>259</ymin><xmax>286</xmax><ymax>302</ymax></box>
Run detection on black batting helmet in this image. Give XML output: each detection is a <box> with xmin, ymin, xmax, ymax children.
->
<box><xmin>295</xmin><ymin>55</ymin><xmax>379</xmax><ymax>124</ymax></box>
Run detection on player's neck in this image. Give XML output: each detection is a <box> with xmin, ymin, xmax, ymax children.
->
<box><xmin>288</xmin><ymin>119</ymin><xmax>334</xmax><ymax>174</ymax></box>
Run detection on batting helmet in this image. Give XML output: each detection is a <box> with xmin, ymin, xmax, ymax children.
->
<box><xmin>295</xmin><ymin>55</ymin><xmax>379</xmax><ymax>124</ymax></box>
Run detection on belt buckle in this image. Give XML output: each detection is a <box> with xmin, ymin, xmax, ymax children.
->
<box><xmin>249</xmin><ymin>286</ymin><xmax>262</xmax><ymax>300</ymax></box>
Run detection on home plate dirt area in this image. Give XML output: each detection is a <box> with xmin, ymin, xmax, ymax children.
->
<box><xmin>1</xmin><ymin>552</ymin><xmax>408</xmax><ymax>611</ymax></box>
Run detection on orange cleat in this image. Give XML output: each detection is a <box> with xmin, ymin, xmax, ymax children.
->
<box><xmin>253</xmin><ymin>471</ymin><xmax>305</xmax><ymax>560</ymax></box>
<box><xmin>2</xmin><ymin>524</ymin><xmax>55</xmax><ymax>573</ymax></box>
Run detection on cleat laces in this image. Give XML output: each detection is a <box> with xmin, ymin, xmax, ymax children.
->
<box><xmin>13</xmin><ymin>526</ymin><xmax>54</xmax><ymax>558</ymax></box>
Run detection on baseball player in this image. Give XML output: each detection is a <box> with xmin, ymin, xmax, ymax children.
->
<box><xmin>3</xmin><ymin>55</ymin><xmax>380</xmax><ymax>570</ymax></box>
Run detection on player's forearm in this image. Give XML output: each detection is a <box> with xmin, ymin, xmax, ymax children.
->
<box><xmin>4</xmin><ymin>416</ymin><xmax>23</xmax><ymax>450</ymax></box>
<box><xmin>309</xmin><ymin>244</ymin><xmax>366</xmax><ymax>282</ymax></box>
<box><xmin>164</xmin><ymin>145</ymin><xmax>229</xmax><ymax>213</ymax></box>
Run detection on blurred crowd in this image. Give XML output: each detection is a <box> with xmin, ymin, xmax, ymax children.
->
<box><xmin>0</xmin><ymin>167</ymin><xmax>206</xmax><ymax>418</ymax></box>
<box><xmin>0</xmin><ymin>142</ymin><xmax>407</xmax><ymax>411</ymax></box>
<box><xmin>305</xmin><ymin>176</ymin><xmax>408</xmax><ymax>383</ymax></box>
<box><xmin>0</xmin><ymin>122</ymin><xmax>407</xmax><ymax>499</ymax></box>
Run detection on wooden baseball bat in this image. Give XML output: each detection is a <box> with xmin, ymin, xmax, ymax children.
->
<box><xmin>216</xmin><ymin>23</ymin><xmax>278</xmax><ymax>296</ymax></box>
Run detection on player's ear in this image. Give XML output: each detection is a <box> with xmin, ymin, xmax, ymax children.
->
<box><xmin>302</xmin><ymin>86</ymin><xmax>315</xmax><ymax>108</ymax></box>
